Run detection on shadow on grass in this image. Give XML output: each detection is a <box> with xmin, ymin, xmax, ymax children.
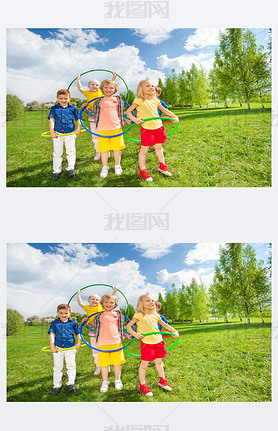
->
<box><xmin>175</xmin><ymin>321</ymin><xmax>271</xmax><ymax>336</ymax></box>
<box><xmin>175</xmin><ymin>107</ymin><xmax>271</xmax><ymax>122</ymax></box>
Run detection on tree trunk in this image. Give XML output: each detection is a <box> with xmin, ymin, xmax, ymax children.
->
<box><xmin>224</xmin><ymin>100</ymin><xmax>229</xmax><ymax>108</ymax></box>
<box><xmin>224</xmin><ymin>314</ymin><xmax>229</xmax><ymax>323</ymax></box>
<box><xmin>239</xmin><ymin>315</ymin><xmax>243</xmax><ymax>322</ymax></box>
<box><xmin>259</xmin><ymin>93</ymin><xmax>265</xmax><ymax>108</ymax></box>
<box><xmin>260</xmin><ymin>308</ymin><xmax>265</xmax><ymax>323</ymax></box>
<box><xmin>246</xmin><ymin>309</ymin><xmax>250</xmax><ymax>324</ymax></box>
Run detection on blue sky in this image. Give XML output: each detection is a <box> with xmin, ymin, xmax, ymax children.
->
<box><xmin>7</xmin><ymin>242</ymin><xmax>269</xmax><ymax>318</ymax></box>
<box><xmin>6</xmin><ymin>28</ymin><xmax>269</xmax><ymax>104</ymax></box>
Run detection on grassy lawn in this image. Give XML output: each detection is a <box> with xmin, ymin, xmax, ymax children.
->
<box><xmin>6</xmin><ymin>103</ymin><xmax>271</xmax><ymax>187</ymax></box>
<box><xmin>7</xmin><ymin>318</ymin><xmax>271</xmax><ymax>402</ymax></box>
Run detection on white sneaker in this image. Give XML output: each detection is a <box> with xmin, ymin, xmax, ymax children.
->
<box><xmin>94</xmin><ymin>366</ymin><xmax>101</xmax><ymax>375</ymax></box>
<box><xmin>115</xmin><ymin>380</ymin><xmax>123</xmax><ymax>390</ymax></box>
<box><xmin>94</xmin><ymin>151</ymin><xmax>101</xmax><ymax>161</ymax></box>
<box><xmin>114</xmin><ymin>165</ymin><xmax>123</xmax><ymax>175</ymax></box>
<box><xmin>100</xmin><ymin>166</ymin><xmax>109</xmax><ymax>178</ymax></box>
<box><xmin>100</xmin><ymin>380</ymin><xmax>109</xmax><ymax>393</ymax></box>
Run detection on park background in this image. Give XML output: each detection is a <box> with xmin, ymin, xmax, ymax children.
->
<box><xmin>6</xmin><ymin>27</ymin><xmax>271</xmax><ymax>187</ymax></box>
<box><xmin>7</xmin><ymin>242</ymin><xmax>271</xmax><ymax>402</ymax></box>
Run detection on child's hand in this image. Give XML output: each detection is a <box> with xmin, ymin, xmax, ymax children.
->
<box><xmin>134</xmin><ymin>117</ymin><xmax>144</xmax><ymax>125</ymax></box>
<box><xmin>172</xmin><ymin>330</ymin><xmax>179</xmax><ymax>338</ymax></box>
<box><xmin>112</xmin><ymin>71</ymin><xmax>117</xmax><ymax>80</ymax></box>
<box><xmin>134</xmin><ymin>332</ymin><xmax>144</xmax><ymax>340</ymax></box>
<box><xmin>75</xmin><ymin>342</ymin><xmax>81</xmax><ymax>350</ymax></box>
<box><xmin>126</xmin><ymin>334</ymin><xmax>133</xmax><ymax>340</ymax></box>
<box><xmin>81</xmin><ymin>103</ymin><xmax>88</xmax><ymax>109</ymax></box>
<box><xmin>75</xmin><ymin>128</ymin><xmax>81</xmax><ymax>135</ymax></box>
<box><xmin>77</xmin><ymin>74</ymin><xmax>81</xmax><ymax>79</ymax></box>
<box><xmin>81</xmin><ymin>317</ymin><xmax>88</xmax><ymax>323</ymax></box>
<box><xmin>127</xmin><ymin>120</ymin><xmax>132</xmax><ymax>125</ymax></box>
<box><xmin>50</xmin><ymin>345</ymin><xmax>58</xmax><ymax>353</ymax></box>
<box><xmin>50</xmin><ymin>131</ymin><xmax>57</xmax><ymax>138</ymax></box>
<box><xmin>172</xmin><ymin>116</ymin><xmax>179</xmax><ymax>124</ymax></box>
<box><xmin>77</xmin><ymin>289</ymin><xmax>81</xmax><ymax>294</ymax></box>
<box><xmin>112</xmin><ymin>286</ymin><xmax>117</xmax><ymax>295</ymax></box>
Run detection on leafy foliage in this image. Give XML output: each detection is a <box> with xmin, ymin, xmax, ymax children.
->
<box><xmin>7</xmin><ymin>309</ymin><xmax>25</xmax><ymax>336</ymax></box>
<box><xmin>6</xmin><ymin>94</ymin><xmax>24</xmax><ymax>121</ymax></box>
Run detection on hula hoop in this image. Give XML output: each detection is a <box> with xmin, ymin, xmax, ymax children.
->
<box><xmin>80</xmin><ymin>98</ymin><xmax>133</xmax><ymax>138</ymax></box>
<box><xmin>41</xmin><ymin>344</ymin><xmax>86</xmax><ymax>353</ymax></box>
<box><xmin>125</xmin><ymin>331</ymin><xmax>179</xmax><ymax>358</ymax></box>
<box><xmin>80</xmin><ymin>312</ymin><xmax>134</xmax><ymax>353</ymax></box>
<box><xmin>67</xmin><ymin>69</ymin><xmax>130</xmax><ymax>102</ymax></box>
<box><xmin>41</xmin><ymin>129</ymin><xmax>86</xmax><ymax>138</ymax></box>
<box><xmin>125</xmin><ymin>117</ymin><xmax>179</xmax><ymax>143</ymax></box>
<box><xmin>67</xmin><ymin>283</ymin><xmax>130</xmax><ymax>318</ymax></box>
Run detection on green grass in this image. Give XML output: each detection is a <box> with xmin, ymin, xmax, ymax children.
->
<box><xmin>6</xmin><ymin>103</ymin><xmax>271</xmax><ymax>187</ymax></box>
<box><xmin>7</xmin><ymin>318</ymin><xmax>271</xmax><ymax>402</ymax></box>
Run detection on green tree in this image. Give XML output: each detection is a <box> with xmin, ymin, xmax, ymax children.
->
<box><xmin>6</xmin><ymin>94</ymin><xmax>25</xmax><ymax>121</ymax></box>
<box><xmin>120</xmin><ymin>304</ymin><xmax>136</xmax><ymax>319</ymax></box>
<box><xmin>164</xmin><ymin>285</ymin><xmax>178</xmax><ymax>322</ymax></box>
<box><xmin>7</xmin><ymin>309</ymin><xmax>25</xmax><ymax>336</ymax></box>
<box><xmin>164</xmin><ymin>69</ymin><xmax>178</xmax><ymax>108</ymax></box>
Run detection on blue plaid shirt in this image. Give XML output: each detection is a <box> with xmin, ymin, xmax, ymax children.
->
<box><xmin>48</xmin><ymin>103</ymin><xmax>79</xmax><ymax>134</ymax></box>
<box><xmin>48</xmin><ymin>318</ymin><xmax>80</xmax><ymax>348</ymax></box>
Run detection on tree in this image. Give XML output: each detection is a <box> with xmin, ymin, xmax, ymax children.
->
<box><xmin>120</xmin><ymin>304</ymin><xmax>136</xmax><ymax>319</ymax></box>
<box><xmin>7</xmin><ymin>309</ymin><xmax>25</xmax><ymax>336</ymax></box>
<box><xmin>164</xmin><ymin>69</ymin><xmax>178</xmax><ymax>108</ymax></box>
<box><xmin>6</xmin><ymin>94</ymin><xmax>25</xmax><ymax>121</ymax></box>
<box><xmin>164</xmin><ymin>285</ymin><xmax>178</xmax><ymax>322</ymax></box>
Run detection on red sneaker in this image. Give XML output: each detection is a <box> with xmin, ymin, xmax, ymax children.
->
<box><xmin>140</xmin><ymin>384</ymin><xmax>153</xmax><ymax>397</ymax></box>
<box><xmin>158</xmin><ymin>163</ymin><xmax>172</xmax><ymax>176</ymax></box>
<box><xmin>158</xmin><ymin>377</ymin><xmax>172</xmax><ymax>391</ymax></box>
<box><xmin>139</xmin><ymin>169</ymin><xmax>153</xmax><ymax>182</ymax></box>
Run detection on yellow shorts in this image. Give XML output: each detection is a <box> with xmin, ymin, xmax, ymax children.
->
<box><xmin>97</xmin><ymin>129</ymin><xmax>125</xmax><ymax>152</ymax></box>
<box><xmin>97</xmin><ymin>343</ymin><xmax>125</xmax><ymax>367</ymax></box>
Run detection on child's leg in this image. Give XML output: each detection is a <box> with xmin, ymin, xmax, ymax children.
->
<box><xmin>138</xmin><ymin>146</ymin><xmax>149</xmax><ymax>170</ymax></box>
<box><xmin>64</xmin><ymin>135</ymin><xmax>76</xmax><ymax>171</ymax></box>
<box><xmin>154</xmin><ymin>358</ymin><xmax>165</xmax><ymax>379</ymax></box>
<box><xmin>139</xmin><ymin>360</ymin><xmax>150</xmax><ymax>385</ymax></box>
<box><xmin>154</xmin><ymin>143</ymin><xmax>165</xmax><ymax>164</ymax></box>
<box><xmin>89</xmin><ymin>120</ymin><xmax>98</xmax><ymax>150</ymax></box>
<box><xmin>64</xmin><ymin>349</ymin><xmax>77</xmax><ymax>386</ymax></box>
<box><xmin>114</xmin><ymin>364</ymin><xmax>122</xmax><ymax>381</ymax></box>
<box><xmin>101</xmin><ymin>366</ymin><xmax>109</xmax><ymax>381</ymax></box>
<box><xmin>52</xmin><ymin>136</ymin><xmax>64</xmax><ymax>173</ymax></box>
<box><xmin>114</xmin><ymin>150</ymin><xmax>122</xmax><ymax>166</ymax></box>
<box><xmin>53</xmin><ymin>350</ymin><xmax>64</xmax><ymax>388</ymax></box>
<box><xmin>101</xmin><ymin>152</ymin><xmax>109</xmax><ymax>166</ymax></box>
<box><xmin>89</xmin><ymin>336</ymin><xmax>98</xmax><ymax>365</ymax></box>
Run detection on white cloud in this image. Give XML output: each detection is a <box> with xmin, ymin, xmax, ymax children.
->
<box><xmin>157</xmin><ymin>267</ymin><xmax>215</xmax><ymax>288</ymax></box>
<box><xmin>6</xmin><ymin>29</ymin><xmax>165</xmax><ymax>103</ymax></box>
<box><xmin>185</xmin><ymin>243</ymin><xmax>225</xmax><ymax>265</ymax></box>
<box><xmin>7</xmin><ymin>244</ymin><xmax>165</xmax><ymax>318</ymax></box>
<box><xmin>133</xmin><ymin>243</ymin><xmax>172</xmax><ymax>259</ymax></box>
<box><xmin>184</xmin><ymin>28</ymin><xmax>224</xmax><ymax>51</ymax></box>
<box><xmin>133</xmin><ymin>28</ymin><xmax>172</xmax><ymax>44</ymax></box>
<box><xmin>156</xmin><ymin>52</ymin><xmax>214</xmax><ymax>73</ymax></box>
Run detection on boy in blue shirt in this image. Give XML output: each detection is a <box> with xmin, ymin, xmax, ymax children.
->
<box><xmin>48</xmin><ymin>89</ymin><xmax>81</xmax><ymax>180</ymax></box>
<box><xmin>48</xmin><ymin>303</ymin><xmax>81</xmax><ymax>395</ymax></box>
<box><xmin>155</xmin><ymin>86</ymin><xmax>168</xmax><ymax>116</ymax></box>
<box><xmin>155</xmin><ymin>300</ymin><xmax>168</xmax><ymax>330</ymax></box>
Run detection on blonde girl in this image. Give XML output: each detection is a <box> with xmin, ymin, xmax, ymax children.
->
<box><xmin>125</xmin><ymin>294</ymin><xmax>179</xmax><ymax>397</ymax></box>
<box><xmin>125</xmin><ymin>79</ymin><xmax>179</xmax><ymax>182</ymax></box>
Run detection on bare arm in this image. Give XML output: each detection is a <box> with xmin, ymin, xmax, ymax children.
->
<box><xmin>49</xmin><ymin>332</ymin><xmax>57</xmax><ymax>353</ymax></box>
<box><xmin>125</xmin><ymin>318</ymin><xmax>144</xmax><ymax>339</ymax></box>
<box><xmin>125</xmin><ymin>103</ymin><xmax>144</xmax><ymax>125</ymax></box>
<box><xmin>77</xmin><ymin>75</ymin><xmax>84</xmax><ymax>94</ymax></box>
<box><xmin>75</xmin><ymin>333</ymin><xmax>82</xmax><ymax>349</ymax></box>
<box><xmin>77</xmin><ymin>289</ymin><xmax>84</xmax><ymax>309</ymax></box>
<box><xmin>159</xmin><ymin>105</ymin><xmax>179</xmax><ymax>123</ymax></box>
<box><xmin>49</xmin><ymin>118</ymin><xmax>57</xmax><ymax>138</ymax></box>
<box><xmin>112</xmin><ymin>286</ymin><xmax>117</xmax><ymax>295</ymax></box>
<box><xmin>111</xmin><ymin>71</ymin><xmax>117</xmax><ymax>81</ymax></box>
<box><xmin>75</xmin><ymin>119</ymin><xmax>81</xmax><ymax>135</ymax></box>
<box><xmin>159</xmin><ymin>320</ymin><xmax>179</xmax><ymax>337</ymax></box>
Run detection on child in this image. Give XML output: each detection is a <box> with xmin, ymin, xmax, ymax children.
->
<box><xmin>77</xmin><ymin>286</ymin><xmax>116</xmax><ymax>375</ymax></box>
<box><xmin>48</xmin><ymin>304</ymin><xmax>81</xmax><ymax>395</ymax></box>
<box><xmin>155</xmin><ymin>86</ymin><xmax>168</xmax><ymax>116</ymax></box>
<box><xmin>155</xmin><ymin>300</ymin><xmax>168</xmax><ymax>331</ymax></box>
<box><xmin>77</xmin><ymin>72</ymin><xmax>116</xmax><ymax>161</ymax></box>
<box><xmin>126</xmin><ymin>294</ymin><xmax>179</xmax><ymax>397</ymax></box>
<box><xmin>85</xmin><ymin>79</ymin><xmax>132</xmax><ymax>179</ymax></box>
<box><xmin>125</xmin><ymin>79</ymin><xmax>179</xmax><ymax>182</ymax></box>
<box><xmin>86</xmin><ymin>292</ymin><xmax>132</xmax><ymax>393</ymax></box>
<box><xmin>48</xmin><ymin>89</ymin><xmax>81</xmax><ymax>180</ymax></box>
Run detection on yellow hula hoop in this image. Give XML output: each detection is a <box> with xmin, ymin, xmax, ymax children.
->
<box><xmin>41</xmin><ymin>129</ymin><xmax>86</xmax><ymax>138</ymax></box>
<box><xmin>41</xmin><ymin>343</ymin><xmax>86</xmax><ymax>353</ymax></box>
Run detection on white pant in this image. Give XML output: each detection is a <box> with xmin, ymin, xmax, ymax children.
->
<box><xmin>52</xmin><ymin>348</ymin><xmax>77</xmax><ymax>388</ymax></box>
<box><xmin>52</xmin><ymin>134</ymin><xmax>76</xmax><ymax>173</ymax></box>
<box><xmin>89</xmin><ymin>118</ymin><xmax>98</xmax><ymax>150</ymax></box>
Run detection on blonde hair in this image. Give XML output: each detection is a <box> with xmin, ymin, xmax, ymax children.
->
<box><xmin>100</xmin><ymin>293</ymin><xmax>118</xmax><ymax>307</ymax></box>
<box><xmin>88</xmin><ymin>293</ymin><xmax>100</xmax><ymax>301</ymax></box>
<box><xmin>137</xmin><ymin>294</ymin><xmax>158</xmax><ymax>315</ymax></box>
<box><xmin>136</xmin><ymin>79</ymin><xmax>157</xmax><ymax>100</ymax></box>
<box><xmin>88</xmin><ymin>79</ymin><xmax>100</xmax><ymax>87</ymax></box>
<box><xmin>100</xmin><ymin>79</ymin><xmax>118</xmax><ymax>93</ymax></box>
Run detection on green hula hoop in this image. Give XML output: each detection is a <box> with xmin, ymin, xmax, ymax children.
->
<box><xmin>67</xmin><ymin>283</ymin><xmax>130</xmax><ymax>317</ymax></box>
<box><xmin>125</xmin><ymin>117</ymin><xmax>179</xmax><ymax>143</ymax></box>
<box><xmin>67</xmin><ymin>69</ymin><xmax>130</xmax><ymax>103</ymax></box>
<box><xmin>41</xmin><ymin>344</ymin><xmax>86</xmax><ymax>353</ymax></box>
<box><xmin>41</xmin><ymin>129</ymin><xmax>86</xmax><ymax>138</ymax></box>
<box><xmin>125</xmin><ymin>331</ymin><xmax>179</xmax><ymax>358</ymax></box>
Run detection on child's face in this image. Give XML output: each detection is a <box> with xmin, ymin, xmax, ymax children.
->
<box><xmin>88</xmin><ymin>295</ymin><xmax>100</xmax><ymax>307</ymax></box>
<box><xmin>88</xmin><ymin>80</ymin><xmax>100</xmax><ymax>92</ymax></box>
<box><xmin>142</xmin><ymin>81</ymin><xmax>155</xmax><ymax>96</ymax></box>
<box><xmin>57</xmin><ymin>94</ymin><xmax>70</xmax><ymax>108</ymax></box>
<box><xmin>142</xmin><ymin>295</ymin><xmax>155</xmax><ymax>311</ymax></box>
<box><xmin>102</xmin><ymin>84</ymin><xmax>116</xmax><ymax>97</ymax></box>
<box><xmin>102</xmin><ymin>297</ymin><xmax>116</xmax><ymax>312</ymax></box>
<box><xmin>57</xmin><ymin>308</ymin><xmax>71</xmax><ymax>322</ymax></box>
